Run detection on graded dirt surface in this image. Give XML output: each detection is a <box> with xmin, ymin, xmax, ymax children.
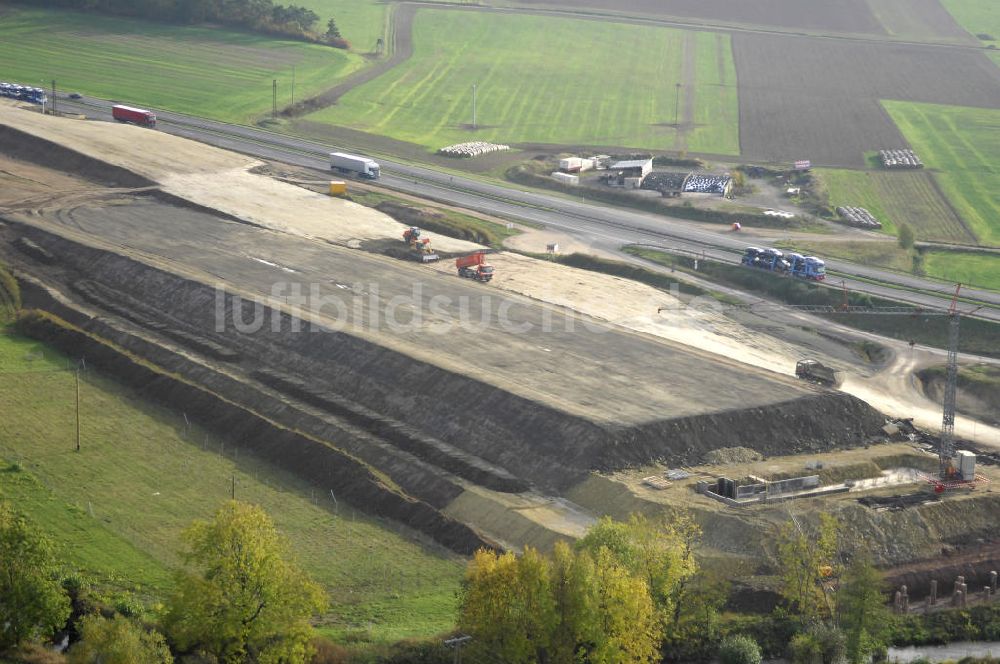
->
<box><xmin>733</xmin><ymin>34</ymin><xmax>1000</xmax><ymax>167</ymax></box>
<box><xmin>0</xmin><ymin>103</ymin><xmax>479</xmax><ymax>252</ymax></box>
<box><xmin>9</xmin><ymin>197</ymin><xmax>818</xmax><ymax>429</ymax></box>
<box><xmin>566</xmin><ymin>442</ymin><xmax>1000</xmax><ymax>566</ymax></box>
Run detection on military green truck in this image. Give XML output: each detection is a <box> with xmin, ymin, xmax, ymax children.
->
<box><xmin>795</xmin><ymin>359</ymin><xmax>838</xmax><ymax>386</ymax></box>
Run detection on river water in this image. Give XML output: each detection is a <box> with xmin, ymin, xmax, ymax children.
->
<box><xmin>888</xmin><ymin>642</ymin><xmax>1000</xmax><ymax>662</ymax></box>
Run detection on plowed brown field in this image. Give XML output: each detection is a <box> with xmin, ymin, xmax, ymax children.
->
<box><xmin>734</xmin><ymin>34</ymin><xmax>1000</xmax><ymax>167</ymax></box>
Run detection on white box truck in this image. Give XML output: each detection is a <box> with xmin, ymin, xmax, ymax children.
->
<box><xmin>330</xmin><ymin>152</ymin><xmax>380</xmax><ymax>179</ymax></box>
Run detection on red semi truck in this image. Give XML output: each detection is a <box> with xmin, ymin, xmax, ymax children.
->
<box><xmin>112</xmin><ymin>104</ymin><xmax>156</xmax><ymax>127</ymax></box>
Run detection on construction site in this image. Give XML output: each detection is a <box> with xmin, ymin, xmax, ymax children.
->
<box><xmin>1</xmin><ymin>100</ymin><xmax>998</xmax><ymax>609</ymax></box>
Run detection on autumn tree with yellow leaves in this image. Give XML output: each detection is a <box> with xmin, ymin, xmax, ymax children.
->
<box><xmin>459</xmin><ymin>541</ymin><xmax>661</xmax><ymax>664</ymax></box>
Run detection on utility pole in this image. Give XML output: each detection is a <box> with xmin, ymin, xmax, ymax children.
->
<box><xmin>75</xmin><ymin>367</ymin><xmax>81</xmax><ymax>452</ymax></box>
<box><xmin>272</xmin><ymin>79</ymin><xmax>277</xmax><ymax>120</ymax></box>
<box><xmin>471</xmin><ymin>84</ymin><xmax>477</xmax><ymax>130</ymax></box>
<box><xmin>51</xmin><ymin>80</ymin><xmax>57</xmax><ymax>115</ymax></box>
<box><xmin>231</xmin><ymin>475</ymin><xmax>236</xmax><ymax>500</ymax></box>
<box><xmin>674</xmin><ymin>82</ymin><xmax>681</xmax><ymax>126</ymax></box>
<box><xmin>291</xmin><ymin>65</ymin><xmax>296</xmax><ymax>107</ymax></box>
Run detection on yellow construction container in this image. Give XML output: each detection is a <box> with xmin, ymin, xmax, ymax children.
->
<box><xmin>329</xmin><ymin>180</ymin><xmax>347</xmax><ymax>196</ymax></box>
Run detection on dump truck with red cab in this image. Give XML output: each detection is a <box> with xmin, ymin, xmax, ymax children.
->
<box><xmin>456</xmin><ymin>251</ymin><xmax>494</xmax><ymax>282</ymax></box>
<box><xmin>112</xmin><ymin>105</ymin><xmax>156</xmax><ymax>127</ymax></box>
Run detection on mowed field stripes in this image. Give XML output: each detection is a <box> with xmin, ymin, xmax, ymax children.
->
<box><xmin>885</xmin><ymin>100</ymin><xmax>1000</xmax><ymax>247</ymax></box>
<box><xmin>0</xmin><ymin>7</ymin><xmax>363</xmax><ymax>124</ymax></box>
<box><xmin>308</xmin><ymin>10</ymin><xmax>740</xmax><ymax>154</ymax></box>
<box><xmin>820</xmin><ymin>168</ymin><xmax>973</xmax><ymax>243</ymax></box>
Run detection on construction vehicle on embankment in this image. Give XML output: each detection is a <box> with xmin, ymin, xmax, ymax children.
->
<box><xmin>795</xmin><ymin>359</ymin><xmax>838</xmax><ymax>386</ymax></box>
<box><xmin>402</xmin><ymin>227</ymin><xmax>440</xmax><ymax>263</ymax></box>
<box><xmin>456</xmin><ymin>251</ymin><xmax>494</xmax><ymax>282</ymax></box>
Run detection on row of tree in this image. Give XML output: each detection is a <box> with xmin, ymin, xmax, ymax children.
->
<box><xmin>460</xmin><ymin>512</ymin><xmax>895</xmax><ymax>664</ymax></box>
<box><xmin>0</xmin><ymin>499</ymin><xmax>326</xmax><ymax>663</ymax></box>
<box><xmin>21</xmin><ymin>0</ymin><xmax>347</xmax><ymax>47</ymax></box>
<box><xmin>0</xmin><ymin>490</ymin><xmax>898</xmax><ymax>664</ymax></box>
<box><xmin>459</xmin><ymin>514</ymin><xmax>732</xmax><ymax>663</ymax></box>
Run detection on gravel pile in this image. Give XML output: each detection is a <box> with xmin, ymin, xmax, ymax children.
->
<box><xmin>704</xmin><ymin>446</ymin><xmax>764</xmax><ymax>465</ymax></box>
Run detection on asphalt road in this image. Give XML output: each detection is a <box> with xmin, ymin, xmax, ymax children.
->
<box><xmin>50</xmin><ymin>95</ymin><xmax>1000</xmax><ymax>322</ymax></box>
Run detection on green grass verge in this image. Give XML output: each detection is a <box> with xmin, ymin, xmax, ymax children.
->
<box><xmin>883</xmin><ymin>100</ymin><xmax>1000</xmax><ymax>246</ymax></box>
<box><xmin>0</xmin><ymin>7</ymin><xmax>363</xmax><ymax>124</ymax></box>
<box><xmin>922</xmin><ymin>250</ymin><xmax>1000</xmax><ymax>292</ymax></box>
<box><xmin>0</xmin><ymin>459</ymin><xmax>173</xmax><ymax>597</ymax></box>
<box><xmin>348</xmin><ymin>190</ymin><xmax>520</xmax><ymax>247</ymax></box>
<box><xmin>625</xmin><ymin>246</ymin><xmax>1000</xmax><ymax>358</ymax></box>
<box><xmin>308</xmin><ymin>10</ymin><xmax>740</xmax><ymax>153</ymax></box>
<box><xmin>0</xmin><ymin>262</ymin><xmax>19</xmax><ymax>324</ymax></box>
<box><xmin>775</xmin><ymin>239</ymin><xmax>913</xmax><ymax>274</ymax></box>
<box><xmin>0</xmin><ymin>328</ymin><xmax>462</xmax><ymax>642</ymax></box>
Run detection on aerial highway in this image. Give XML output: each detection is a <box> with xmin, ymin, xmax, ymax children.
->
<box><xmin>51</xmin><ymin>95</ymin><xmax>1000</xmax><ymax>322</ymax></box>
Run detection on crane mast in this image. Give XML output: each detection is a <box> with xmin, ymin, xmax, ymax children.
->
<box><xmin>663</xmin><ymin>281</ymin><xmax>973</xmax><ymax>479</ymax></box>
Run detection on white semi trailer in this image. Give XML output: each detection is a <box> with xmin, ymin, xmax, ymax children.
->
<box><xmin>330</xmin><ymin>152</ymin><xmax>380</xmax><ymax>179</ymax></box>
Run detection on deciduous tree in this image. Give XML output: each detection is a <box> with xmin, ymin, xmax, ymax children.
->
<box><xmin>163</xmin><ymin>501</ymin><xmax>326</xmax><ymax>664</ymax></box>
<box><xmin>577</xmin><ymin>513</ymin><xmax>699</xmax><ymax>634</ymax></box>
<box><xmin>837</xmin><ymin>556</ymin><xmax>892</xmax><ymax>664</ymax></box>
<box><xmin>588</xmin><ymin>547</ymin><xmax>661</xmax><ymax>664</ymax></box>
<box><xmin>898</xmin><ymin>223</ymin><xmax>915</xmax><ymax>250</ymax></box>
<box><xmin>0</xmin><ymin>501</ymin><xmax>71</xmax><ymax>651</ymax></box>
<box><xmin>775</xmin><ymin>514</ymin><xmax>840</xmax><ymax>621</ymax></box>
<box><xmin>458</xmin><ymin>547</ymin><xmax>556</xmax><ymax>664</ymax></box>
<box><xmin>458</xmin><ymin>541</ymin><xmax>662</xmax><ymax>664</ymax></box>
<box><xmin>68</xmin><ymin>614</ymin><xmax>173</xmax><ymax>664</ymax></box>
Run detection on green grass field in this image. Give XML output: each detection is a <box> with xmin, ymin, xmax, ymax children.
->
<box><xmin>308</xmin><ymin>10</ymin><xmax>740</xmax><ymax>153</ymax></box>
<box><xmin>0</xmin><ymin>7</ymin><xmax>363</xmax><ymax>124</ymax></box>
<box><xmin>884</xmin><ymin>100</ymin><xmax>1000</xmax><ymax>247</ymax></box>
<box><xmin>922</xmin><ymin>251</ymin><xmax>1000</xmax><ymax>292</ymax></box>
<box><xmin>282</xmin><ymin>0</ymin><xmax>388</xmax><ymax>53</ymax></box>
<box><xmin>0</xmin><ymin>330</ymin><xmax>462</xmax><ymax>642</ymax></box>
<box><xmin>818</xmin><ymin>168</ymin><xmax>973</xmax><ymax>242</ymax></box>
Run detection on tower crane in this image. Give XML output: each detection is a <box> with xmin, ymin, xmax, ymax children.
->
<box><xmin>660</xmin><ymin>283</ymin><xmax>977</xmax><ymax>479</ymax></box>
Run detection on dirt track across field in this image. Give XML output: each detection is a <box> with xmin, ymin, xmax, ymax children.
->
<box><xmin>734</xmin><ymin>33</ymin><xmax>1000</xmax><ymax>167</ymax></box>
<box><xmin>281</xmin><ymin>4</ymin><xmax>417</xmax><ymax>117</ymax></box>
<box><xmin>866</xmin><ymin>0</ymin><xmax>975</xmax><ymax>42</ymax></box>
<box><xmin>512</xmin><ymin>0</ymin><xmax>886</xmax><ymax>35</ymax></box>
